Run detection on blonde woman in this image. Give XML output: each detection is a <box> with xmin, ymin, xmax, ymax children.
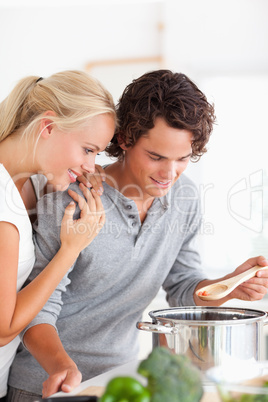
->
<box><xmin>0</xmin><ymin>70</ymin><xmax>115</xmax><ymax>399</ymax></box>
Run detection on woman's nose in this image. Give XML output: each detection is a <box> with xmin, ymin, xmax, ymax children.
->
<box><xmin>81</xmin><ymin>163</ymin><xmax>95</xmax><ymax>174</ymax></box>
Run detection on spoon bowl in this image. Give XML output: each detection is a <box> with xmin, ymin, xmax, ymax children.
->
<box><xmin>196</xmin><ymin>265</ymin><xmax>268</xmax><ymax>301</ymax></box>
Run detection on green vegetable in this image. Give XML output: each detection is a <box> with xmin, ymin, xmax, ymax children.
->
<box><xmin>137</xmin><ymin>347</ymin><xmax>203</xmax><ymax>402</ymax></box>
<box><xmin>218</xmin><ymin>385</ymin><xmax>268</xmax><ymax>402</ymax></box>
<box><xmin>100</xmin><ymin>347</ymin><xmax>203</xmax><ymax>401</ymax></box>
<box><xmin>99</xmin><ymin>376</ymin><xmax>151</xmax><ymax>402</ymax></box>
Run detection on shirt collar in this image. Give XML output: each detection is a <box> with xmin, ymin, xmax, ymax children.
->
<box><xmin>103</xmin><ymin>181</ymin><xmax>170</xmax><ymax>211</ymax></box>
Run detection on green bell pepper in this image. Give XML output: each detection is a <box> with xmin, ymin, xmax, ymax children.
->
<box><xmin>99</xmin><ymin>376</ymin><xmax>151</xmax><ymax>402</ymax></box>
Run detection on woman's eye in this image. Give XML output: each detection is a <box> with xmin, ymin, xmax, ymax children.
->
<box><xmin>84</xmin><ymin>148</ymin><xmax>93</xmax><ymax>155</ymax></box>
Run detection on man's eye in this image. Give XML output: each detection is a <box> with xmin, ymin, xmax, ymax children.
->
<box><xmin>179</xmin><ymin>156</ymin><xmax>191</xmax><ymax>162</ymax></box>
<box><xmin>149</xmin><ymin>155</ymin><xmax>162</xmax><ymax>161</ymax></box>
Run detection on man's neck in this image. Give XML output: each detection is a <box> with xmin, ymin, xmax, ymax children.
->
<box><xmin>104</xmin><ymin>161</ymin><xmax>154</xmax><ymax>223</ymax></box>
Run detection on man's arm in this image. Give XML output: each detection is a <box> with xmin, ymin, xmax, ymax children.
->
<box><xmin>194</xmin><ymin>255</ymin><xmax>268</xmax><ymax>306</ymax></box>
<box><xmin>163</xmin><ymin>230</ymin><xmax>268</xmax><ymax>307</ymax></box>
<box><xmin>24</xmin><ymin>324</ymin><xmax>81</xmax><ymax>398</ymax></box>
<box><xmin>162</xmin><ymin>206</ymin><xmax>207</xmax><ymax>307</ymax></box>
<box><xmin>162</xmin><ymin>191</ymin><xmax>268</xmax><ymax>307</ymax></box>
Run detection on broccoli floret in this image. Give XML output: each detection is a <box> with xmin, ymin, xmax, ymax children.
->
<box><xmin>138</xmin><ymin>347</ymin><xmax>203</xmax><ymax>402</ymax></box>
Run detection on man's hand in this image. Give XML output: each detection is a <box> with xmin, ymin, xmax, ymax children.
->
<box><xmin>42</xmin><ymin>366</ymin><xmax>82</xmax><ymax>398</ymax></box>
<box><xmin>228</xmin><ymin>255</ymin><xmax>268</xmax><ymax>301</ymax></box>
<box><xmin>24</xmin><ymin>325</ymin><xmax>82</xmax><ymax>398</ymax></box>
<box><xmin>195</xmin><ymin>255</ymin><xmax>268</xmax><ymax>306</ymax></box>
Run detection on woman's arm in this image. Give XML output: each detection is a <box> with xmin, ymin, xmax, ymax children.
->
<box><xmin>0</xmin><ymin>184</ymin><xmax>104</xmax><ymax>345</ymax></box>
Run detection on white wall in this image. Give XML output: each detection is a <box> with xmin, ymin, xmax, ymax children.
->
<box><xmin>1</xmin><ymin>0</ymin><xmax>267</xmax><ymax>99</ymax></box>
<box><xmin>0</xmin><ymin>0</ymin><xmax>163</xmax><ymax>101</ymax></box>
<box><xmin>163</xmin><ymin>0</ymin><xmax>268</xmax><ymax>77</ymax></box>
<box><xmin>162</xmin><ymin>0</ymin><xmax>268</xmax><ymax>272</ymax></box>
<box><xmin>1</xmin><ymin>0</ymin><xmax>267</xmax><ymax>269</ymax></box>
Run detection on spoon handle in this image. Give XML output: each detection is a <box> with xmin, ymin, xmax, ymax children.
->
<box><xmin>219</xmin><ymin>265</ymin><xmax>267</xmax><ymax>290</ymax></box>
<box><xmin>197</xmin><ymin>265</ymin><xmax>268</xmax><ymax>301</ymax></box>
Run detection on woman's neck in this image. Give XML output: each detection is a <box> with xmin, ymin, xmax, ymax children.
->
<box><xmin>0</xmin><ymin>134</ymin><xmax>37</xmax><ymax>193</ymax></box>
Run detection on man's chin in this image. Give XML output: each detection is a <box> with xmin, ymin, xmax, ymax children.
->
<box><xmin>147</xmin><ymin>186</ymin><xmax>171</xmax><ymax>198</ymax></box>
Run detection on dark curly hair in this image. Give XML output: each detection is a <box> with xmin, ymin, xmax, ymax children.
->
<box><xmin>106</xmin><ymin>69</ymin><xmax>216</xmax><ymax>161</ymax></box>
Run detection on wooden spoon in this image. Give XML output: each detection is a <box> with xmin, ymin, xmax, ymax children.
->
<box><xmin>196</xmin><ymin>265</ymin><xmax>268</xmax><ymax>301</ymax></box>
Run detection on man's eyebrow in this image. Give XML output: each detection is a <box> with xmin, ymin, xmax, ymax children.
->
<box><xmin>147</xmin><ymin>150</ymin><xmax>192</xmax><ymax>159</ymax></box>
<box><xmin>147</xmin><ymin>151</ymin><xmax>167</xmax><ymax>159</ymax></box>
<box><xmin>178</xmin><ymin>152</ymin><xmax>192</xmax><ymax>159</ymax></box>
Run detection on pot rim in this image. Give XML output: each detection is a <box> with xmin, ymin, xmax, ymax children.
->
<box><xmin>148</xmin><ymin>306</ymin><xmax>267</xmax><ymax>326</ymax></box>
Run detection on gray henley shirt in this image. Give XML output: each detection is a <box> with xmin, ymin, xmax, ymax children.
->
<box><xmin>9</xmin><ymin>173</ymin><xmax>207</xmax><ymax>394</ymax></box>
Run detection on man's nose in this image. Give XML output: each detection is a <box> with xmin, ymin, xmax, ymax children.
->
<box><xmin>162</xmin><ymin>161</ymin><xmax>177</xmax><ymax>180</ymax></box>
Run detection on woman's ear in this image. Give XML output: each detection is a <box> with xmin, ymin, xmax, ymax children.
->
<box><xmin>39</xmin><ymin>111</ymin><xmax>56</xmax><ymax>139</ymax></box>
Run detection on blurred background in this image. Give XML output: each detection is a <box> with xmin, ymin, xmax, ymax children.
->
<box><xmin>1</xmin><ymin>0</ymin><xmax>268</xmax><ymax>355</ymax></box>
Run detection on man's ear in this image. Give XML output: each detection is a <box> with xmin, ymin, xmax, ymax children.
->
<box><xmin>39</xmin><ymin>111</ymin><xmax>56</xmax><ymax>139</ymax></box>
<box><xmin>119</xmin><ymin>142</ymin><xmax>128</xmax><ymax>151</ymax></box>
<box><xmin>117</xmin><ymin>132</ymin><xmax>128</xmax><ymax>150</ymax></box>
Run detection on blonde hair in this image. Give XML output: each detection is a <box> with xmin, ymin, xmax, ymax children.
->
<box><xmin>0</xmin><ymin>70</ymin><xmax>116</xmax><ymax>144</ymax></box>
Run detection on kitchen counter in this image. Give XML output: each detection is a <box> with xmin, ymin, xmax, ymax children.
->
<box><xmin>52</xmin><ymin>360</ymin><xmax>220</xmax><ymax>401</ymax></box>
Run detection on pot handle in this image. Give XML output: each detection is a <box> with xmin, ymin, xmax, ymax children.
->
<box><xmin>136</xmin><ymin>321</ymin><xmax>179</xmax><ymax>335</ymax></box>
<box><xmin>263</xmin><ymin>314</ymin><xmax>268</xmax><ymax>326</ymax></box>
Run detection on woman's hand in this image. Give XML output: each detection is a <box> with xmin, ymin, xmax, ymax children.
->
<box><xmin>60</xmin><ymin>183</ymin><xmax>105</xmax><ymax>254</ymax></box>
<box><xmin>77</xmin><ymin>164</ymin><xmax>106</xmax><ymax>195</ymax></box>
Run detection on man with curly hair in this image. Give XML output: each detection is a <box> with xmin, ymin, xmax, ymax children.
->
<box><xmin>7</xmin><ymin>70</ymin><xmax>268</xmax><ymax>402</ymax></box>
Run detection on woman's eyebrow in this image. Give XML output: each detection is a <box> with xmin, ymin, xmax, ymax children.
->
<box><xmin>85</xmin><ymin>142</ymin><xmax>100</xmax><ymax>151</ymax></box>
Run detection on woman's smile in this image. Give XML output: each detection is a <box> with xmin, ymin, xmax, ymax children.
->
<box><xmin>67</xmin><ymin>169</ymin><xmax>80</xmax><ymax>183</ymax></box>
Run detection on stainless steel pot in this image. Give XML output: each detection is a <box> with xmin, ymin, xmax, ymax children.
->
<box><xmin>137</xmin><ymin>307</ymin><xmax>268</xmax><ymax>373</ymax></box>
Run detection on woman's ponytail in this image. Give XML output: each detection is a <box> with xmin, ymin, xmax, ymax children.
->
<box><xmin>0</xmin><ymin>76</ymin><xmax>39</xmax><ymax>142</ymax></box>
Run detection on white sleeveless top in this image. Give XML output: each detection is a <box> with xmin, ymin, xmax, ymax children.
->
<box><xmin>0</xmin><ymin>164</ymin><xmax>35</xmax><ymax>397</ymax></box>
